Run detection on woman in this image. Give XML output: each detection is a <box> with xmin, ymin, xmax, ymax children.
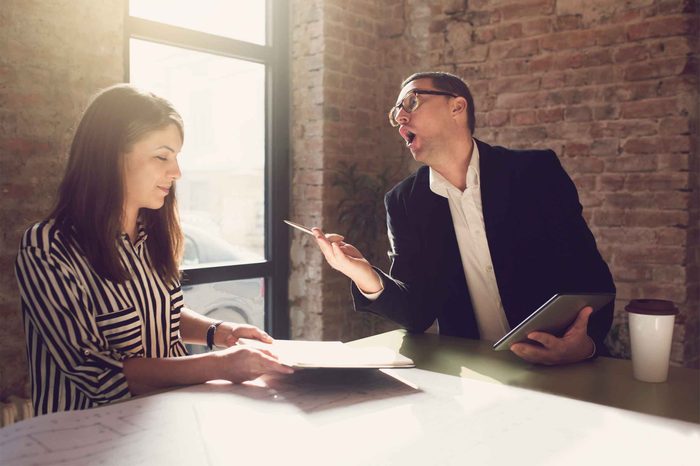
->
<box><xmin>15</xmin><ymin>84</ymin><xmax>293</xmax><ymax>416</ymax></box>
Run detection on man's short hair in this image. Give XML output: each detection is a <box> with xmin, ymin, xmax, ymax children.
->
<box><xmin>401</xmin><ymin>71</ymin><xmax>476</xmax><ymax>134</ymax></box>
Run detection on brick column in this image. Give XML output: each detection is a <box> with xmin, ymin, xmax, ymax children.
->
<box><xmin>289</xmin><ymin>0</ymin><xmax>400</xmax><ymax>340</ymax></box>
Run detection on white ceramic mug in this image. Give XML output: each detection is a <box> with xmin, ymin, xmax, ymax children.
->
<box><xmin>626</xmin><ymin>299</ymin><xmax>678</xmax><ymax>383</ymax></box>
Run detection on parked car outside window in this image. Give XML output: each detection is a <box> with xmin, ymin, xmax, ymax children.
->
<box><xmin>180</xmin><ymin>223</ymin><xmax>264</xmax><ymax>354</ymax></box>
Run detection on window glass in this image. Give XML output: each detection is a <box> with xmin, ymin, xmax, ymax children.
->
<box><xmin>129</xmin><ymin>0</ymin><xmax>266</xmax><ymax>45</ymax></box>
<box><xmin>182</xmin><ymin>278</ymin><xmax>265</xmax><ymax>353</ymax></box>
<box><xmin>130</xmin><ymin>38</ymin><xmax>266</xmax><ymax>264</ymax></box>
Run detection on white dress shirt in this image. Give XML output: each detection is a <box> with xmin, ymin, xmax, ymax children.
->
<box><xmin>428</xmin><ymin>142</ymin><xmax>510</xmax><ymax>341</ymax></box>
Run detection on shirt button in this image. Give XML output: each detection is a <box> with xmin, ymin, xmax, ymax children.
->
<box><xmin>486</xmin><ymin>265</ymin><xmax>493</xmax><ymax>272</ymax></box>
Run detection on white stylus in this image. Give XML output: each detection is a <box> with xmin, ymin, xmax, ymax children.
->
<box><xmin>284</xmin><ymin>220</ymin><xmax>345</xmax><ymax>242</ymax></box>
<box><xmin>284</xmin><ymin>220</ymin><xmax>314</xmax><ymax>235</ymax></box>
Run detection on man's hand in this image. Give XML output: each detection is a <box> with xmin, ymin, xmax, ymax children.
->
<box><xmin>510</xmin><ymin>306</ymin><xmax>595</xmax><ymax>365</ymax></box>
<box><xmin>312</xmin><ymin>227</ymin><xmax>383</xmax><ymax>294</ymax></box>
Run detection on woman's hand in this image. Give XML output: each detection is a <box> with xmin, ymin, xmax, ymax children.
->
<box><xmin>214</xmin><ymin>322</ymin><xmax>273</xmax><ymax>348</ymax></box>
<box><xmin>214</xmin><ymin>345</ymin><xmax>294</xmax><ymax>383</ymax></box>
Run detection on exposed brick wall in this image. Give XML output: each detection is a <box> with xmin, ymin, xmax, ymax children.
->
<box><xmin>689</xmin><ymin>32</ymin><xmax>699</xmax><ymax>365</ymax></box>
<box><xmin>0</xmin><ymin>1</ymin><xmax>125</xmax><ymax>399</ymax></box>
<box><xmin>290</xmin><ymin>0</ymin><xmax>699</xmax><ymax>366</ymax></box>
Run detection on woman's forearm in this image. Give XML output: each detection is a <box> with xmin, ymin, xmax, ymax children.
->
<box><xmin>122</xmin><ymin>352</ymin><xmax>218</xmax><ymax>396</ymax></box>
<box><xmin>179</xmin><ymin>307</ymin><xmax>217</xmax><ymax>345</ymax></box>
<box><xmin>123</xmin><ymin>345</ymin><xmax>293</xmax><ymax>396</ymax></box>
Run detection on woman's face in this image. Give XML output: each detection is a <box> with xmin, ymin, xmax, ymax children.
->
<box><xmin>123</xmin><ymin>123</ymin><xmax>183</xmax><ymax>214</ymax></box>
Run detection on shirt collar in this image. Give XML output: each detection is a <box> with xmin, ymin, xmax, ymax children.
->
<box><xmin>119</xmin><ymin>220</ymin><xmax>149</xmax><ymax>248</ymax></box>
<box><xmin>429</xmin><ymin>139</ymin><xmax>480</xmax><ymax>198</ymax></box>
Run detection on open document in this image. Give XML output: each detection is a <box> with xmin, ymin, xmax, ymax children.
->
<box><xmin>238</xmin><ymin>339</ymin><xmax>414</xmax><ymax>369</ymax></box>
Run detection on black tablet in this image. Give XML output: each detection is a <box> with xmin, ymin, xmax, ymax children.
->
<box><xmin>492</xmin><ymin>292</ymin><xmax>615</xmax><ymax>351</ymax></box>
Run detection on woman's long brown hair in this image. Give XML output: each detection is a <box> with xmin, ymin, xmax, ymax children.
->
<box><xmin>50</xmin><ymin>84</ymin><xmax>184</xmax><ymax>283</ymax></box>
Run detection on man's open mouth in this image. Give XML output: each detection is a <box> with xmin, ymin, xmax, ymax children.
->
<box><xmin>406</xmin><ymin>131</ymin><xmax>416</xmax><ymax>146</ymax></box>
<box><xmin>399</xmin><ymin>126</ymin><xmax>416</xmax><ymax>147</ymax></box>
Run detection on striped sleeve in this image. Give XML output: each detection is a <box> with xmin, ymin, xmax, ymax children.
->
<box><xmin>15</xmin><ymin>231</ymin><xmax>132</xmax><ymax>408</ymax></box>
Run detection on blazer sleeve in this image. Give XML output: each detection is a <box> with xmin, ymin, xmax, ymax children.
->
<box><xmin>351</xmin><ymin>189</ymin><xmax>438</xmax><ymax>333</ymax></box>
<box><xmin>536</xmin><ymin>151</ymin><xmax>615</xmax><ymax>352</ymax></box>
<box><xmin>15</xmin><ymin>243</ymin><xmax>133</xmax><ymax>405</ymax></box>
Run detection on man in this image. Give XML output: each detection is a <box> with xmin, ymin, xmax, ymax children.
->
<box><xmin>313</xmin><ymin>71</ymin><xmax>615</xmax><ymax>365</ymax></box>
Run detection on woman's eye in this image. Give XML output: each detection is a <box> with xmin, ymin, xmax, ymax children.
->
<box><xmin>155</xmin><ymin>155</ymin><xmax>168</xmax><ymax>161</ymax></box>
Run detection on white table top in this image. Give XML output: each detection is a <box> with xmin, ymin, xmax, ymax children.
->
<box><xmin>2</xmin><ymin>367</ymin><xmax>698</xmax><ymax>465</ymax></box>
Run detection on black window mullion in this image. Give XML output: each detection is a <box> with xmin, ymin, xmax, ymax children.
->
<box><xmin>181</xmin><ymin>262</ymin><xmax>272</xmax><ymax>287</ymax></box>
<box><xmin>127</xmin><ymin>16</ymin><xmax>272</xmax><ymax>63</ymax></box>
<box><xmin>266</xmin><ymin>0</ymin><xmax>290</xmax><ymax>338</ymax></box>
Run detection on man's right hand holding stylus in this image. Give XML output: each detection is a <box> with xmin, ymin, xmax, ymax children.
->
<box><xmin>312</xmin><ymin>227</ymin><xmax>383</xmax><ymax>294</ymax></box>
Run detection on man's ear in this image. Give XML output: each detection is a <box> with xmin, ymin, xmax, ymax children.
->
<box><xmin>451</xmin><ymin>96</ymin><xmax>467</xmax><ymax>116</ymax></box>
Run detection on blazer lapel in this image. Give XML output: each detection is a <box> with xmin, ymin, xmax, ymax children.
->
<box><xmin>478</xmin><ymin>139</ymin><xmax>509</xmax><ymax>231</ymax></box>
<box><xmin>478</xmin><ymin>139</ymin><xmax>516</xmax><ymax>320</ymax></box>
<box><xmin>412</xmin><ymin>167</ymin><xmax>462</xmax><ymax>273</ymax></box>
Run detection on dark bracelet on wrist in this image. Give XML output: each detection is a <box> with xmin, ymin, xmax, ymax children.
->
<box><xmin>206</xmin><ymin>321</ymin><xmax>224</xmax><ymax>350</ymax></box>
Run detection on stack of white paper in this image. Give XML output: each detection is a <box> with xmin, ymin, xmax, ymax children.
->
<box><xmin>238</xmin><ymin>339</ymin><xmax>414</xmax><ymax>368</ymax></box>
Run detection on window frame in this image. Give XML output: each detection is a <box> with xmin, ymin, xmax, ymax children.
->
<box><xmin>124</xmin><ymin>0</ymin><xmax>290</xmax><ymax>338</ymax></box>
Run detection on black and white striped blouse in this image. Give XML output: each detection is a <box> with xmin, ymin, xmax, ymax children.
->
<box><xmin>15</xmin><ymin>219</ymin><xmax>188</xmax><ymax>416</ymax></box>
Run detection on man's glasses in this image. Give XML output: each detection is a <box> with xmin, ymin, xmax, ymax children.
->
<box><xmin>388</xmin><ymin>89</ymin><xmax>458</xmax><ymax>127</ymax></box>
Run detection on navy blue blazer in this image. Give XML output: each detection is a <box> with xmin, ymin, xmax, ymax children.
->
<box><xmin>352</xmin><ymin>139</ymin><xmax>615</xmax><ymax>352</ymax></box>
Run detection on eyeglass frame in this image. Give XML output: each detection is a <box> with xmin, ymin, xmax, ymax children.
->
<box><xmin>388</xmin><ymin>89</ymin><xmax>458</xmax><ymax>127</ymax></box>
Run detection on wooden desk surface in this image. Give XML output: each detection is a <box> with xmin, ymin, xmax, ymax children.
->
<box><xmin>349</xmin><ymin>330</ymin><xmax>700</xmax><ymax>424</ymax></box>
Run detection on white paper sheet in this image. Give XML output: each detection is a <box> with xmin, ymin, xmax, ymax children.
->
<box><xmin>238</xmin><ymin>338</ymin><xmax>415</xmax><ymax>368</ymax></box>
